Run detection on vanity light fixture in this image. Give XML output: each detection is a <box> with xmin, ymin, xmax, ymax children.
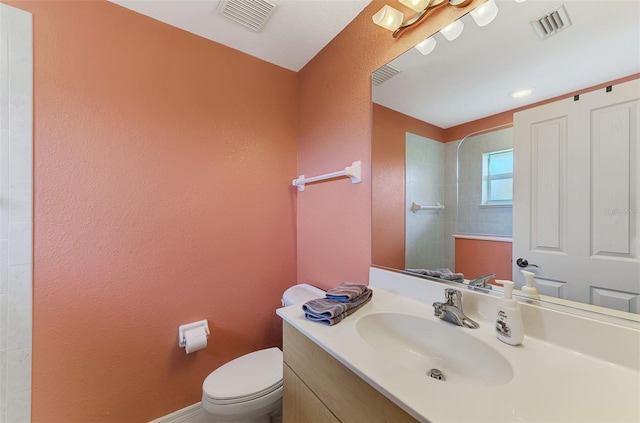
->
<box><xmin>375</xmin><ymin>0</ymin><xmax>517</xmax><ymax>40</ymax></box>
<box><xmin>373</xmin><ymin>0</ymin><xmax>472</xmax><ymax>39</ymax></box>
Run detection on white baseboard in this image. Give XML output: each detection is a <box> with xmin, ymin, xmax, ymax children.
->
<box><xmin>149</xmin><ymin>402</ymin><xmax>207</xmax><ymax>423</ymax></box>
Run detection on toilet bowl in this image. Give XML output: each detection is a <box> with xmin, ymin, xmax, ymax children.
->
<box><xmin>202</xmin><ymin>283</ymin><xmax>325</xmax><ymax>423</ymax></box>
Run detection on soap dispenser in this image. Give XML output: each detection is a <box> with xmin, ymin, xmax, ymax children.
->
<box><xmin>520</xmin><ymin>270</ymin><xmax>541</xmax><ymax>299</ymax></box>
<box><xmin>494</xmin><ymin>280</ymin><xmax>524</xmax><ymax>346</ymax></box>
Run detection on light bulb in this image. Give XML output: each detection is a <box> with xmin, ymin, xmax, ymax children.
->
<box><xmin>471</xmin><ymin>0</ymin><xmax>499</xmax><ymax>27</ymax></box>
<box><xmin>440</xmin><ymin>19</ymin><xmax>464</xmax><ymax>41</ymax></box>
<box><xmin>399</xmin><ymin>0</ymin><xmax>431</xmax><ymax>13</ymax></box>
<box><xmin>415</xmin><ymin>37</ymin><xmax>437</xmax><ymax>55</ymax></box>
<box><xmin>372</xmin><ymin>5</ymin><xmax>404</xmax><ymax>31</ymax></box>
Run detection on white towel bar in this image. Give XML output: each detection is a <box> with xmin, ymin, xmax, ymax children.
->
<box><xmin>292</xmin><ymin>161</ymin><xmax>361</xmax><ymax>192</ymax></box>
<box><xmin>411</xmin><ymin>202</ymin><xmax>445</xmax><ymax>212</ymax></box>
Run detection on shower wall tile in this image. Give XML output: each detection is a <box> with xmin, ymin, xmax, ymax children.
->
<box><xmin>8</xmin><ymin>181</ymin><xmax>31</xmax><ymax>223</ymax></box>
<box><xmin>0</xmin><ymin>350</ymin><xmax>5</xmax><ymax>422</ymax></box>
<box><xmin>6</xmin><ymin>388</ymin><xmax>30</xmax><ymax>423</ymax></box>
<box><xmin>0</xmin><ymin>4</ymin><xmax>33</xmax><ymax>421</ymax></box>
<box><xmin>7</xmin><ymin>223</ymin><xmax>31</xmax><ymax>266</ymax></box>
<box><xmin>0</xmin><ymin>294</ymin><xmax>6</xmax><ymax>351</ymax></box>
<box><xmin>0</xmin><ymin>265</ymin><xmax>6</xmax><ymax>296</ymax></box>
<box><xmin>6</xmin><ymin>306</ymin><xmax>31</xmax><ymax>351</ymax></box>
<box><xmin>406</xmin><ymin>134</ymin><xmax>446</xmax><ymax>270</ymax></box>
<box><xmin>6</xmin><ymin>349</ymin><xmax>30</xmax><ymax>393</ymax></box>
<box><xmin>8</xmin><ymin>266</ymin><xmax>30</xmax><ymax>309</ymax></box>
<box><xmin>456</xmin><ymin>128</ymin><xmax>513</xmax><ymax>236</ymax></box>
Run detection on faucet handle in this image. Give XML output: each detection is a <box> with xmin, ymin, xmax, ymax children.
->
<box><xmin>444</xmin><ymin>288</ymin><xmax>461</xmax><ymax>306</ymax></box>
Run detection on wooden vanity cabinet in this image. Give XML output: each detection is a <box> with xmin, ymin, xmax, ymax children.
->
<box><xmin>282</xmin><ymin>322</ymin><xmax>418</xmax><ymax>423</ymax></box>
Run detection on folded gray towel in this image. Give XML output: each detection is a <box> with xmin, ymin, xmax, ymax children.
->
<box><xmin>406</xmin><ymin>268</ymin><xmax>465</xmax><ymax>282</ymax></box>
<box><xmin>325</xmin><ymin>282</ymin><xmax>368</xmax><ymax>302</ymax></box>
<box><xmin>303</xmin><ymin>288</ymin><xmax>372</xmax><ymax>326</ymax></box>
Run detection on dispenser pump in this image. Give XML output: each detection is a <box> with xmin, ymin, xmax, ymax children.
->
<box><xmin>495</xmin><ymin>280</ymin><xmax>517</xmax><ymax>307</ymax></box>
<box><xmin>520</xmin><ymin>270</ymin><xmax>540</xmax><ymax>299</ymax></box>
<box><xmin>501</xmin><ymin>280</ymin><xmax>514</xmax><ymax>299</ymax></box>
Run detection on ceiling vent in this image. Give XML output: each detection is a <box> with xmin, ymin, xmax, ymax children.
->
<box><xmin>531</xmin><ymin>4</ymin><xmax>572</xmax><ymax>40</ymax></box>
<box><xmin>218</xmin><ymin>0</ymin><xmax>278</xmax><ymax>32</ymax></box>
<box><xmin>372</xmin><ymin>64</ymin><xmax>402</xmax><ymax>86</ymax></box>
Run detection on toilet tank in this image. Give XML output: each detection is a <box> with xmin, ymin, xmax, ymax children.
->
<box><xmin>281</xmin><ymin>283</ymin><xmax>325</xmax><ymax>307</ymax></box>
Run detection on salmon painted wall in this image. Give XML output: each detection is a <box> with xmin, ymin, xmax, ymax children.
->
<box><xmin>455</xmin><ymin>238</ymin><xmax>512</xmax><ymax>282</ymax></box>
<box><xmin>372</xmin><ymin>104</ymin><xmax>445</xmax><ymax>270</ymax></box>
<box><xmin>3</xmin><ymin>1</ymin><xmax>297</xmax><ymax>421</ymax></box>
<box><xmin>297</xmin><ymin>0</ymin><xmax>484</xmax><ymax>289</ymax></box>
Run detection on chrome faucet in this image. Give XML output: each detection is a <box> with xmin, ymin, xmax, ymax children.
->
<box><xmin>468</xmin><ymin>273</ymin><xmax>495</xmax><ymax>290</ymax></box>
<box><xmin>433</xmin><ymin>289</ymin><xmax>479</xmax><ymax>329</ymax></box>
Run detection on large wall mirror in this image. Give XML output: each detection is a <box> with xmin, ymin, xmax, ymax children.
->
<box><xmin>371</xmin><ymin>0</ymin><xmax>640</xmax><ymax>320</ymax></box>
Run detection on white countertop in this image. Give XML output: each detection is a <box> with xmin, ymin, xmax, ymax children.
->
<box><xmin>277</xmin><ymin>272</ymin><xmax>640</xmax><ymax>422</ymax></box>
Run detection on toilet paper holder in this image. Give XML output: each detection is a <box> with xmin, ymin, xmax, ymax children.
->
<box><xmin>178</xmin><ymin>320</ymin><xmax>210</xmax><ymax>348</ymax></box>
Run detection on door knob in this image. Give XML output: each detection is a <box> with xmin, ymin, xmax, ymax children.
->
<box><xmin>516</xmin><ymin>258</ymin><xmax>540</xmax><ymax>268</ymax></box>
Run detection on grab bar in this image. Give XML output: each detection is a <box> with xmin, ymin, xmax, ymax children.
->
<box><xmin>411</xmin><ymin>202</ymin><xmax>445</xmax><ymax>212</ymax></box>
<box><xmin>292</xmin><ymin>161</ymin><xmax>361</xmax><ymax>192</ymax></box>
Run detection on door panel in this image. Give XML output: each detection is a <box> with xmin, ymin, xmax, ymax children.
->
<box><xmin>530</xmin><ymin>117</ymin><xmax>567</xmax><ymax>252</ymax></box>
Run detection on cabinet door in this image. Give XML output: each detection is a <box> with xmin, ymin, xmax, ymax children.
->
<box><xmin>283</xmin><ymin>363</ymin><xmax>340</xmax><ymax>423</ymax></box>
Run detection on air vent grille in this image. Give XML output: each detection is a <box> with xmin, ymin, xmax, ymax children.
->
<box><xmin>219</xmin><ymin>0</ymin><xmax>278</xmax><ymax>32</ymax></box>
<box><xmin>372</xmin><ymin>64</ymin><xmax>402</xmax><ymax>85</ymax></box>
<box><xmin>531</xmin><ymin>4</ymin><xmax>572</xmax><ymax>40</ymax></box>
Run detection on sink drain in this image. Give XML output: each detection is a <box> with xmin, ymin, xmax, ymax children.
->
<box><xmin>427</xmin><ymin>368</ymin><xmax>445</xmax><ymax>381</ymax></box>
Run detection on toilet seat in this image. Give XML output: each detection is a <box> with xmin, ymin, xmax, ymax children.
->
<box><xmin>203</xmin><ymin>347</ymin><xmax>283</xmax><ymax>405</ymax></box>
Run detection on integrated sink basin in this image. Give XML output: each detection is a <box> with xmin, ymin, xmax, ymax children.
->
<box><xmin>356</xmin><ymin>312</ymin><xmax>513</xmax><ymax>387</ymax></box>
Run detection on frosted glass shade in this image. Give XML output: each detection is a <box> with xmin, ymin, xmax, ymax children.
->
<box><xmin>398</xmin><ymin>0</ymin><xmax>431</xmax><ymax>13</ymax></box>
<box><xmin>440</xmin><ymin>19</ymin><xmax>464</xmax><ymax>40</ymax></box>
<box><xmin>372</xmin><ymin>5</ymin><xmax>404</xmax><ymax>31</ymax></box>
<box><xmin>471</xmin><ymin>0</ymin><xmax>499</xmax><ymax>27</ymax></box>
<box><xmin>415</xmin><ymin>37</ymin><xmax>436</xmax><ymax>55</ymax></box>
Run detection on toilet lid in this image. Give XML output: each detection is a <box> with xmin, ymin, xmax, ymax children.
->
<box><xmin>203</xmin><ymin>347</ymin><xmax>283</xmax><ymax>403</ymax></box>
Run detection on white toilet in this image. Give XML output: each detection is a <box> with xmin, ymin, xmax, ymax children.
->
<box><xmin>201</xmin><ymin>283</ymin><xmax>325</xmax><ymax>423</ymax></box>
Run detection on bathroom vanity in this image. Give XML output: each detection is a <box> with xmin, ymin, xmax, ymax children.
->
<box><xmin>276</xmin><ymin>267</ymin><xmax>640</xmax><ymax>422</ymax></box>
<box><xmin>282</xmin><ymin>322</ymin><xmax>416</xmax><ymax>422</ymax></box>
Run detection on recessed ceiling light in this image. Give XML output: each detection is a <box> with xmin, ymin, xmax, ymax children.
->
<box><xmin>510</xmin><ymin>88</ymin><xmax>533</xmax><ymax>98</ymax></box>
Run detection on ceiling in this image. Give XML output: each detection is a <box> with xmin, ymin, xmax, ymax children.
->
<box><xmin>372</xmin><ymin>0</ymin><xmax>640</xmax><ymax>128</ymax></box>
<box><xmin>106</xmin><ymin>0</ymin><xmax>639</xmax><ymax>127</ymax></box>
<box><xmin>108</xmin><ymin>0</ymin><xmax>371</xmax><ymax>72</ymax></box>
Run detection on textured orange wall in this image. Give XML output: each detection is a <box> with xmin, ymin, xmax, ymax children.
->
<box><xmin>455</xmin><ymin>238</ymin><xmax>512</xmax><ymax>281</ymax></box>
<box><xmin>372</xmin><ymin>104</ymin><xmax>445</xmax><ymax>269</ymax></box>
<box><xmin>297</xmin><ymin>0</ymin><xmax>483</xmax><ymax>289</ymax></box>
<box><xmin>4</xmin><ymin>1</ymin><xmax>297</xmax><ymax>421</ymax></box>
